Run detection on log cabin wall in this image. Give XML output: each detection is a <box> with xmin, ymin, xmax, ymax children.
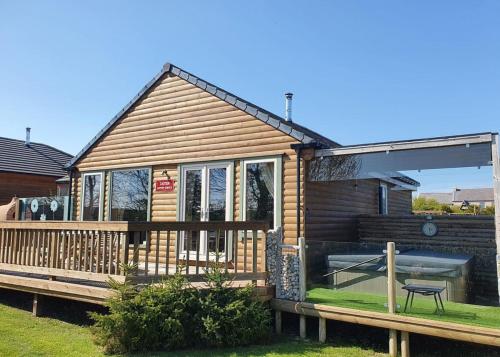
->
<box><xmin>305</xmin><ymin>178</ymin><xmax>412</xmax><ymax>242</ymax></box>
<box><xmin>0</xmin><ymin>172</ymin><xmax>60</xmax><ymax>205</ymax></box>
<box><xmin>389</xmin><ymin>188</ymin><xmax>412</xmax><ymax>215</ymax></box>
<box><xmin>71</xmin><ymin>72</ymin><xmax>305</xmax><ymax>245</ymax></box>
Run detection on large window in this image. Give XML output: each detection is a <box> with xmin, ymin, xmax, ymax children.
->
<box><xmin>82</xmin><ymin>173</ymin><xmax>102</xmax><ymax>221</ymax></box>
<box><xmin>110</xmin><ymin>168</ymin><xmax>150</xmax><ymax>221</ymax></box>
<box><xmin>243</xmin><ymin>159</ymin><xmax>279</xmax><ymax>229</ymax></box>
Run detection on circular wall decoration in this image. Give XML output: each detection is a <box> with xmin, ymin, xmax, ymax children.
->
<box><xmin>30</xmin><ymin>199</ymin><xmax>39</xmax><ymax>213</ymax></box>
<box><xmin>422</xmin><ymin>221</ymin><xmax>438</xmax><ymax>237</ymax></box>
<box><xmin>50</xmin><ymin>200</ymin><xmax>58</xmax><ymax>212</ymax></box>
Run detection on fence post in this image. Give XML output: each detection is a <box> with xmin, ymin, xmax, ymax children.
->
<box><xmin>401</xmin><ymin>331</ymin><xmax>410</xmax><ymax>357</ymax></box>
<box><xmin>490</xmin><ymin>134</ymin><xmax>500</xmax><ymax>304</ymax></box>
<box><xmin>387</xmin><ymin>241</ymin><xmax>398</xmax><ymax>357</ymax></box>
<box><xmin>298</xmin><ymin>236</ymin><xmax>306</xmax><ymax>302</ymax></box>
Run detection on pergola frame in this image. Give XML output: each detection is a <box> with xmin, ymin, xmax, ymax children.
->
<box><xmin>314</xmin><ymin>132</ymin><xmax>500</xmax><ymax>303</ymax></box>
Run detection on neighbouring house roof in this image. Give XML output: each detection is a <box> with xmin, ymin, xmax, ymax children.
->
<box><xmin>66</xmin><ymin>63</ymin><xmax>340</xmax><ymax>169</ymax></box>
<box><xmin>419</xmin><ymin>192</ymin><xmax>453</xmax><ymax>204</ymax></box>
<box><xmin>0</xmin><ymin>137</ymin><xmax>72</xmax><ymax>177</ymax></box>
<box><xmin>452</xmin><ymin>188</ymin><xmax>494</xmax><ymax>203</ymax></box>
<box><xmin>419</xmin><ymin>188</ymin><xmax>494</xmax><ymax>204</ymax></box>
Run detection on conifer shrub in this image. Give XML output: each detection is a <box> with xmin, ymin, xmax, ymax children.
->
<box><xmin>90</xmin><ymin>264</ymin><xmax>271</xmax><ymax>354</ymax></box>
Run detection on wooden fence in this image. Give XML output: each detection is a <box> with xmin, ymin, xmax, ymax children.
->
<box><xmin>0</xmin><ymin>221</ymin><xmax>269</xmax><ymax>284</ymax></box>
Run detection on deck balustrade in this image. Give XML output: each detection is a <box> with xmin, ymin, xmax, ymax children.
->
<box><xmin>0</xmin><ymin>221</ymin><xmax>269</xmax><ymax>284</ymax></box>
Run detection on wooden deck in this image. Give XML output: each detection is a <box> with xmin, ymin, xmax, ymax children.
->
<box><xmin>272</xmin><ymin>299</ymin><xmax>500</xmax><ymax>348</ymax></box>
<box><xmin>0</xmin><ymin>221</ymin><xmax>271</xmax><ymax>307</ymax></box>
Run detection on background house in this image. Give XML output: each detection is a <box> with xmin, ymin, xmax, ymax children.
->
<box><xmin>420</xmin><ymin>188</ymin><xmax>494</xmax><ymax>209</ymax></box>
<box><xmin>0</xmin><ymin>129</ymin><xmax>72</xmax><ymax>206</ymax></box>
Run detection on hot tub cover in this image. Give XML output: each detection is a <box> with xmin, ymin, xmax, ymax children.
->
<box><xmin>326</xmin><ymin>250</ymin><xmax>472</xmax><ymax>278</ymax></box>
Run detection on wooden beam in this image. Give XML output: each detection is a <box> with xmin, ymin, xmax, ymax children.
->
<box><xmin>319</xmin><ymin>317</ymin><xmax>326</xmax><ymax>343</ymax></box>
<box><xmin>401</xmin><ymin>331</ymin><xmax>410</xmax><ymax>357</ymax></box>
<box><xmin>271</xmin><ymin>299</ymin><xmax>500</xmax><ymax>347</ymax></box>
<box><xmin>300</xmin><ymin>315</ymin><xmax>306</xmax><ymax>339</ymax></box>
<box><xmin>128</xmin><ymin>272</ymin><xmax>267</xmax><ymax>284</ymax></box>
<box><xmin>387</xmin><ymin>242</ymin><xmax>398</xmax><ymax>357</ymax></box>
<box><xmin>32</xmin><ymin>293</ymin><xmax>41</xmax><ymax>317</ymax></box>
<box><xmin>0</xmin><ymin>263</ymin><xmax>126</xmax><ymax>283</ymax></box>
<box><xmin>298</xmin><ymin>237</ymin><xmax>307</xmax><ymax>301</ymax></box>
<box><xmin>0</xmin><ymin>273</ymin><xmax>113</xmax><ymax>305</ymax></box>
<box><xmin>0</xmin><ymin>220</ymin><xmax>270</xmax><ymax>233</ymax></box>
<box><xmin>492</xmin><ymin>134</ymin><xmax>500</xmax><ymax>304</ymax></box>
<box><xmin>275</xmin><ymin>310</ymin><xmax>282</xmax><ymax>334</ymax></box>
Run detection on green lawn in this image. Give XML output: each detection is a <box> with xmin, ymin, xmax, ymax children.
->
<box><xmin>307</xmin><ymin>288</ymin><xmax>500</xmax><ymax>329</ymax></box>
<box><xmin>0</xmin><ymin>303</ymin><xmax>385</xmax><ymax>357</ymax></box>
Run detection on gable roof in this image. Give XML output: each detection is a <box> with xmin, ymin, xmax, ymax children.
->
<box><xmin>0</xmin><ymin>137</ymin><xmax>72</xmax><ymax>177</ymax></box>
<box><xmin>66</xmin><ymin>63</ymin><xmax>339</xmax><ymax>168</ymax></box>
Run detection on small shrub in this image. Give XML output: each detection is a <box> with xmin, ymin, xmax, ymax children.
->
<box><xmin>90</xmin><ymin>273</ymin><xmax>199</xmax><ymax>354</ymax></box>
<box><xmin>90</xmin><ymin>265</ymin><xmax>271</xmax><ymax>354</ymax></box>
<box><xmin>197</xmin><ymin>266</ymin><xmax>271</xmax><ymax>347</ymax></box>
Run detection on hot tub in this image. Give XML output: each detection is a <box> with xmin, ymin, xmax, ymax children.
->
<box><xmin>326</xmin><ymin>250</ymin><xmax>473</xmax><ymax>303</ymax></box>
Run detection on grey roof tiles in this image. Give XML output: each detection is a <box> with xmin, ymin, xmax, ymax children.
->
<box><xmin>0</xmin><ymin>137</ymin><xmax>72</xmax><ymax>177</ymax></box>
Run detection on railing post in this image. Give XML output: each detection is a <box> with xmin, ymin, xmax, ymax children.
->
<box><xmin>252</xmin><ymin>230</ymin><xmax>258</xmax><ymax>284</ymax></box>
<box><xmin>121</xmin><ymin>232</ymin><xmax>129</xmax><ymax>275</ymax></box>
<box><xmin>387</xmin><ymin>241</ymin><xmax>398</xmax><ymax>357</ymax></box>
<box><xmin>261</xmin><ymin>229</ymin><xmax>267</xmax><ymax>274</ymax></box>
<box><xmin>298</xmin><ymin>237</ymin><xmax>306</xmax><ymax>302</ymax></box>
<box><xmin>133</xmin><ymin>232</ymin><xmax>140</xmax><ymax>269</ymax></box>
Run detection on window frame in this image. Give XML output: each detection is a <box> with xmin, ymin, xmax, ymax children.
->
<box><xmin>80</xmin><ymin>172</ymin><xmax>105</xmax><ymax>221</ymax></box>
<box><xmin>240</xmin><ymin>156</ymin><xmax>282</xmax><ymax>230</ymax></box>
<box><xmin>177</xmin><ymin>161</ymin><xmax>234</xmax><ymax>260</ymax></box>
<box><xmin>107</xmin><ymin>167</ymin><xmax>152</xmax><ymax>222</ymax></box>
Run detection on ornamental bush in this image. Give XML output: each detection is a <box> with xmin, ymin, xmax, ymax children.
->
<box><xmin>90</xmin><ymin>266</ymin><xmax>271</xmax><ymax>354</ymax></box>
<box><xmin>197</xmin><ymin>267</ymin><xmax>271</xmax><ymax>347</ymax></box>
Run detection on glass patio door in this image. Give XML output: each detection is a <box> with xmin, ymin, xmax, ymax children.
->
<box><xmin>180</xmin><ymin>163</ymin><xmax>231</xmax><ymax>259</ymax></box>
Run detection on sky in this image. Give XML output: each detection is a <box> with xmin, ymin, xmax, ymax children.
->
<box><xmin>0</xmin><ymin>1</ymin><xmax>498</xmax><ymax>193</ymax></box>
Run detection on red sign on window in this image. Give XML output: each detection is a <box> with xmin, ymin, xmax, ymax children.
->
<box><xmin>155</xmin><ymin>179</ymin><xmax>175</xmax><ymax>192</ymax></box>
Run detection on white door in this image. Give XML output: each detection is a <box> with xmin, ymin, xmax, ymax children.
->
<box><xmin>180</xmin><ymin>162</ymin><xmax>232</xmax><ymax>259</ymax></box>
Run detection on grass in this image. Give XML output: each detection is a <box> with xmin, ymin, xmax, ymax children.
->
<box><xmin>307</xmin><ymin>288</ymin><xmax>500</xmax><ymax>329</ymax></box>
<box><xmin>0</xmin><ymin>302</ymin><xmax>385</xmax><ymax>357</ymax></box>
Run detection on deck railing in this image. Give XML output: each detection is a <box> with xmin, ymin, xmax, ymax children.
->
<box><xmin>0</xmin><ymin>221</ymin><xmax>269</xmax><ymax>284</ymax></box>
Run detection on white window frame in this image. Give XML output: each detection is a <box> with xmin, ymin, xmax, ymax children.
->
<box><xmin>241</xmin><ymin>157</ymin><xmax>281</xmax><ymax>230</ymax></box>
<box><xmin>80</xmin><ymin>172</ymin><xmax>104</xmax><ymax>221</ymax></box>
<box><xmin>178</xmin><ymin>161</ymin><xmax>234</xmax><ymax>260</ymax></box>
<box><xmin>379</xmin><ymin>183</ymin><xmax>388</xmax><ymax>215</ymax></box>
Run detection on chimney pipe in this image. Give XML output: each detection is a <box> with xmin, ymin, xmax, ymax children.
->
<box><xmin>285</xmin><ymin>92</ymin><xmax>293</xmax><ymax>122</ymax></box>
<box><xmin>25</xmin><ymin>127</ymin><xmax>31</xmax><ymax>146</ymax></box>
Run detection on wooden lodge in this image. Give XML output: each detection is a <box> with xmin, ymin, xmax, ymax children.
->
<box><xmin>0</xmin><ymin>63</ymin><xmax>498</xmax><ymax>323</ymax></box>
<box><xmin>0</xmin><ymin>63</ymin><xmax>418</xmax><ymax>306</ymax></box>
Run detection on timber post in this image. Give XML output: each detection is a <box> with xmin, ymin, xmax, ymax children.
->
<box><xmin>401</xmin><ymin>331</ymin><xmax>410</xmax><ymax>357</ymax></box>
<box><xmin>387</xmin><ymin>241</ymin><xmax>398</xmax><ymax>357</ymax></box>
<box><xmin>491</xmin><ymin>134</ymin><xmax>500</xmax><ymax>304</ymax></box>
<box><xmin>32</xmin><ymin>293</ymin><xmax>42</xmax><ymax>317</ymax></box>
<box><xmin>298</xmin><ymin>236</ymin><xmax>307</xmax><ymax>339</ymax></box>
<box><xmin>299</xmin><ymin>315</ymin><xmax>306</xmax><ymax>339</ymax></box>
<box><xmin>298</xmin><ymin>237</ymin><xmax>306</xmax><ymax>301</ymax></box>
<box><xmin>275</xmin><ymin>310</ymin><xmax>282</xmax><ymax>334</ymax></box>
<box><xmin>319</xmin><ymin>317</ymin><xmax>326</xmax><ymax>343</ymax></box>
